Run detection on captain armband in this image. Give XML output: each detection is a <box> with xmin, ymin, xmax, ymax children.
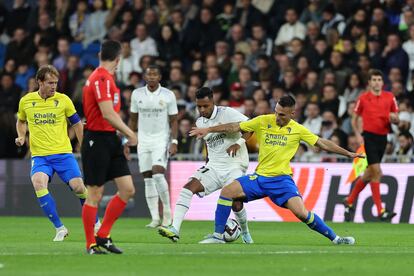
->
<box><xmin>68</xmin><ymin>113</ymin><xmax>81</xmax><ymax>125</ymax></box>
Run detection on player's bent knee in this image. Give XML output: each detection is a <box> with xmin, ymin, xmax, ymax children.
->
<box><xmin>232</xmin><ymin>200</ymin><xmax>243</xmax><ymax>212</ymax></box>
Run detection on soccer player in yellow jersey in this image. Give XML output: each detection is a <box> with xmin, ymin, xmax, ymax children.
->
<box><xmin>15</xmin><ymin>65</ymin><xmax>96</xmax><ymax>241</ymax></box>
<box><xmin>191</xmin><ymin>95</ymin><xmax>364</xmax><ymax>244</ymax></box>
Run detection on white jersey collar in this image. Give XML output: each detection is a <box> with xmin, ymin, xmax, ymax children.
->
<box><xmin>145</xmin><ymin>84</ymin><xmax>161</xmax><ymax>96</ymax></box>
<box><xmin>203</xmin><ymin>105</ymin><xmax>218</xmax><ymax>122</ymax></box>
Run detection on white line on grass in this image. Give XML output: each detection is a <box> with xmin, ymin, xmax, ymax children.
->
<box><xmin>0</xmin><ymin>250</ymin><xmax>413</xmax><ymax>256</ymax></box>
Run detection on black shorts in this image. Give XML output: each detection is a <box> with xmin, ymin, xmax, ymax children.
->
<box><xmin>363</xmin><ymin>131</ymin><xmax>387</xmax><ymax>165</ymax></box>
<box><xmin>81</xmin><ymin>131</ymin><xmax>130</xmax><ymax>186</ymax></box>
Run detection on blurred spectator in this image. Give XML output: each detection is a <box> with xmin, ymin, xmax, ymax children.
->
<box><xmin>234</xmin><ymin>0</ymin><xmax>263</xmax><ymax>35</ymax></box>
<box><xmin>255</xmin><ymin>99</ymin><xmax>271</xmax><ymax>116</ymax></box>
<box><xmin>228</xmin><ymin>82</ymin><xmax>244</xmax><ymax>113</ymax></box>
<box><xmin>251</xmin><ymin>23</ymin><xmax>273</xmax><ymax>56</ymax></box>
<box><xmin>154</xmin><ymin>0</ymin><xmax>171</xmax><ymax>26</ymax></box>
<box><xmin>394</xmin><ymin>131</ymin><xmax>414</xmax><ymax>162</ymax></box>
<box><xmin>320</xmin><ymin>3</ymin><xmax>346</xmax><ymax>35</ymax></box>
<box><xmin>227</xmin><ymin>23</ymin><xmax>250</xmax><ymax>55</ymax></box>
<box><xmin>177</xmin><ymin>116</ymin><xmax>198</xmax><ymax>154</ymax></box>
<box><xmin>275</xmin><ymin>8</ymin><xmax>306</xmax><ymax>47</ymax></box>
<box><xmin>83</xmin><ymin>0</ymin><xmax>109</xmax><ymax>46</ymax></box>
<box><xmin>59</xmin><ymin>55</ymin><xmax>82</xmax><ymax>97</ymax></box>
<box><xmin>130</xmin><ymin>23</ymin><xmax>158</xmax><ymax>72</ymax></box>
<box><xmin>68</xmin><ymin>1</ymin><xmax>89</xmax><ymax>42</ymax></box>
<box><xmin>0</xmin><ymin>73</ymin><xmax>21</xmax><ymax>113</ymax></box>
<box><xmin>237</xmin><ymin>65</ymin><xmax>259</xmax><ymax>98</ymax></box>
<box><xmin>117</xmin><ymin>40</ymin><xmax>139</xmax><ymax>85</ymax></box>
<box><xmin>143</xmin><ymin>8</ymin><xmax>160</xmax><ymax>39</ymax></box>
<box><xmin>53</xmin><ymin>37</ymin><xmax>71</xmax><ymax>71</ymax></box>
<box><xmin>5</xmin><ymin>0</ymin><xmax>30</xmax><ymax>36</ymax></box>
<box><xmin>157</xmin><ymin>24</ymin><xmax>182</xmax><ymax>66</ymax></box>
<box><xmin>243</xmin><ymin>98</ymin><xmax>255</xmax><ymax>118</ymax></box>
<box><xmin>340</xmin><ymin>101</ymin><xmax>356</xmax><ymax>135</ymax></box>
<box><xmin>216</xmin><ymin>1</ymin><xmax>235</xmax><ymax>34</ymax></box>
<box><xmin>5</xmin><ymin>28</ymin><xmax>35</xmax><ymax>66</ymax></box>
<box><xmin>303</xmin><ymin>101</ymin><xmax>322</xmax><ymax>135</ymax></box>
<box><xmin>319</xmin><ymin>84</ymin><xmax>340</xmax><ymax>116</ymax></box>
<box><xmin>300</xmin><ymin>0</ymin><xmax>324</xmax><ymax>23</ymax></box>
<box><xmin>382</xmin><ymin>33</ymin><xmax>409</xmax><ymax>84</ymax></box>
<box><xmin>227</xmin><ymin>51</ymin><xmax>245</xmax><ymax>86</ymax></box>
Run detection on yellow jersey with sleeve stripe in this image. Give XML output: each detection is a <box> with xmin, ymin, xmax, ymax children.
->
<box><xmin>239</xmin><ymin>114</ymin><xmax>319</xmax><ymax>177</ymax></box>
<box><xmin>17</xmin><ymin>91</ymin><xmax>77</xmax><ymax>157</ymax></box>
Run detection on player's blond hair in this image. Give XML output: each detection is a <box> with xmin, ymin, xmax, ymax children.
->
<box><xmin>36</xmin><ymin>65</ymin><xmax>59</xmax><ymax>82</ymax></box>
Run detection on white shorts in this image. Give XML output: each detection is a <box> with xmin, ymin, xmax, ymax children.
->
<box><xmin>138</xmin><ymin>145</ymin><xmax>168</xmax><ymax>172</ymax></box>
<box><xmin>190</xmin><ymin>165</ymin><xmax>246</xmax><ymax>197</ymax></box>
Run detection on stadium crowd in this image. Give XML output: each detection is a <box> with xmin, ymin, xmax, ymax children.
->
<box><xmin>0</xmin><ymin>0</ymin><xmax>414</xmax><ymax>162</ymax></box>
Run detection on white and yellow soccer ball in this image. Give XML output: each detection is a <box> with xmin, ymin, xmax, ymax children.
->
<box><xmin>223</xmin><ymin>218</ymin><xmax>241</xmax><ymax>242</ymax></box>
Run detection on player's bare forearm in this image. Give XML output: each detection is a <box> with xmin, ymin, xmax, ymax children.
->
<box><xmin>129</xmin><ymin>112</ymin><xmax>138</xmax><ymax>132</ymax></box>
<box><xmin>72</xmin><ymin>121</ymin><xmax>83</xmax><ymax>146</ymax></box>
<box><xmin>315</xmin><ymin>138</ymin><xmax>352</xmax><ymax>158</ymax></box>
<box><xmin>16</xmin><ymin>119</ymin><xmax>27</xmax><ymax>138</ymax></box>
<box><xmin>209</xmin><ymin>122</ymin><xmax>241</xmax><ymax>133</ymax></box>
<box><xmin>351</xmin><ymin>113</ymin><xmax>362</xmax><ymax>135</ymax></box>
<box><xmin>169</xmin><ymin>114</ymin><xmax>178</xmax><ymax>139</ymax></box>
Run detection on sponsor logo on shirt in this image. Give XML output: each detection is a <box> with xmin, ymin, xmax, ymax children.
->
<box><xmin>206</xmin><ymin>133</ymin><xmax>226</xmax><ymax>148</ymax></box>
<box><xmin>33</xmin><ymin>113</ymin><xmax>57</xmax><ymax>125</ymax></box>
<box><xmin>264</xmin><ymin>133</ymin><xmax>287</xmax><ymax>146</ymax></box>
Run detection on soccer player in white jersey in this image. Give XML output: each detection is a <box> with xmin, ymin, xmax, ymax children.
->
<box><xmin>158</xmin><ymin>87</ymin><xmax>253</xmax><ymax>243</ymax></box>
<box><xmin>129</xmin><ymin>65</ymin><xmax>178</xmax><ymax>227</ymax></box>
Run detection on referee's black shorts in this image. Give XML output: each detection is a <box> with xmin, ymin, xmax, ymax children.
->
<box><xmin>81</xmin><ymin>131</ymin><xmax>130</xmax><ymax>186</ymax></box>
<box><xmin>363</xmin><ymin>131</ymin><xmax>387</xmax><ymax>165</ymax></box>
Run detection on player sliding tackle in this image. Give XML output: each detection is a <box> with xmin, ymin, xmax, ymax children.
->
<box><xmin>190</xmin><ymin>95</ymin><xmax>364</xmax><ymax>244</ymax></box>
<box><xmin>158</xmin><ymin>87</ymin><xmax>253</xmax><ymax>243</ymax></box>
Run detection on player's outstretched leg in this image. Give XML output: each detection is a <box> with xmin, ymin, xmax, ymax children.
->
<box><xmin>233</xmin><ymin>202</ymin><xmax>253</xmax><ymax>244</ymax></box>
<box><xmin>286</xmin><ymin>197</ymin><xmax>355</xmax><ymax>245</ymax></box>
<box><xmin>153</xmin><ymin>173</ymin><xmax>172</xmax><ymax>226</ymax></box>
<box><xmin>158</xmin><ymin>187</ymin><xmax>193</xmax><ymax>242</ymax></box>
<box><xmin>32</xmin><ymin>171</ymin><xmax>67</xmax><ymax>241</ymax></box>
<box><xmin>199</xmin><ymin>195</ymin><xmax>232</xmax><ymax>244</ymax></box>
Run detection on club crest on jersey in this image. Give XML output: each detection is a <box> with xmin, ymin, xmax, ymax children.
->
<box><xmin>32</xmin><ymin>102</ymin><xmax>36</xmax><ymax>107</ymax></box>
<box><xmin>287</xmin><ymin>127</ymin><xmax>291</xmax><ymax>133</ymax></box>
<box><xmin>159</xmin><ymin>100</ymin><xmax>165</xmax><ymax>107</ymax></box>
<box><xmin>268</xmin><ymin>124</ymin><xmax>272</xmax><ymax>129</ymax></box>
<box><xmin>54</xmin><ymin>100</ymin><xmax>59</xmax><ymax>107</ymax></box>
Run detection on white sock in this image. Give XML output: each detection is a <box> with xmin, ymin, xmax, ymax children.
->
<box><xmin>153</xmin><ymin>173</ymin><xmax>172</xmax><ymax>224</ymax></box>
<box><xmin>172</xmin><ymin>188</ymin><xmax>193</xmax><ymax>233</ymax></box>
<box><xmin>144</xmin><ymin>178</ymin><xmax>160</xmax><ymax>221</ymax></box>
<box><xmin>234</xmin><ymin>207</ymin><xmax>249</xmax><ymax>233</ymax></box>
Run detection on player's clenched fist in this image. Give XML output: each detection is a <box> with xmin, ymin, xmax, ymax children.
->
<box><xmin>15</xmin><ymin>137</ymin><xmax>25</xmax><ymax>147</ymax></box>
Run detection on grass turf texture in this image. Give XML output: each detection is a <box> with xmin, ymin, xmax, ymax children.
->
<box><xmin>0</xmin><ymin>217</ymin><xmax>413</xmax><ymax>276</ymax></box>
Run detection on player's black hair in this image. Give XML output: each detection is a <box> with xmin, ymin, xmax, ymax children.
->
<box><xmin>100</xmin><ymin>40</ymin><xmax>121</xmax><ymax>61</ymax></box>
<box><xmin>195</xmin><ymin>87</ymin><xmax>213</xmax><ymax>99</ymax></box>
<box><xmin>145</xmin><ymin>64</ymin><xmax>161</xmax><ymax>75</ymax></box>
<box><xmin>278</xmin><ymin>95</ymin><xmax>296</xmax><ymax>108</ymax></box>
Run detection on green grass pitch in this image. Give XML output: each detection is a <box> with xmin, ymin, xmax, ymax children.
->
<box><xmin>0</xmin><ymin>217</ymin><xmax>413</xmax><ymax>276</ymax></box>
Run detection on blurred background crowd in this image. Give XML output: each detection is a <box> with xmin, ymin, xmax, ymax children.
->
<box><xmin>1</xmin><ymin>0</ymin><xmax>414</xmax><ymax>162</ymax></box>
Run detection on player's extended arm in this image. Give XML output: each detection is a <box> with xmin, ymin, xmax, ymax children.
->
<box><xmin>315</xmin><ymin>138</ymin><xmax>365</xmax><ymax>159</ymax></box>
<box><xmin>169</xmin><ymin>114</ymin><xmax>178</xmax><ymax>156</ymax></box>
<box><xmin>351</xmin><ymin>113</ymin><xmax>364</xmax><ymax>145</ymax></box>
<box><xmin>98</xmin><ymin>101</ymin><xmax>137</xmax><ymax>146</ymax></box>
<box><xmin>15</xmin><ymin>119</ymin><xmax>27</xmax><ymax>146</ymax></box>
<box><xmin>189</xmin><ymin>122</ymin><xmax>241</xmax><ymax>139</ymax></box>
<box><xmin>128</xmin><ymin>112</ymin><xmax>138</xmax><ymax>132</ymax></box>
<box><xmin>71</xmin><ymin>121</ymin><xmax>83</xmax><ymax>147</ymax></box>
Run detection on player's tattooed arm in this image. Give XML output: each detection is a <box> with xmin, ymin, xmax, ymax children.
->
<box><xmin>190</xmin><ymin>122</ymin><xmax>241</xmax><ymax>139</ymax></box>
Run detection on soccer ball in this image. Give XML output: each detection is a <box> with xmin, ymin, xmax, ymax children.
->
<box><xmin>223</xmin><ymin>218</ymin><xmax>241</xmax><ymax>242</ymax></box>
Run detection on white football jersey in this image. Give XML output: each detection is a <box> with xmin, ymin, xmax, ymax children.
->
<box><xmin>130</xmin><ymin>85</ymin><xmax>178</xmax><ymax>148</ymax></box>
<box><xmin>196</xmin><ymin>106</ymin><xmax>249</xmax><ymax>170</ymax></box>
